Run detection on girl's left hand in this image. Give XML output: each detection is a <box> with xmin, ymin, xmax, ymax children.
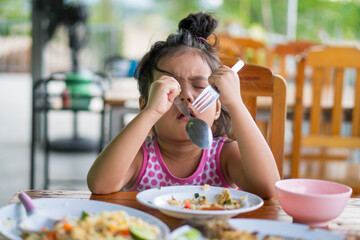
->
<box><xmin>208</xmin><ymin>65</ymin><xmax>242</xmax><ymax>108</ymax></box>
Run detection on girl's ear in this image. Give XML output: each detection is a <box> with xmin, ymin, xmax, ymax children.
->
<box><xmin>214</xmin><ymin>99</ymin><xmax>221</xmax><ymax>120</ymax></box>
<box><xmin>139</xmin><ymin>97</ymin><xmax>147</xmax><ymax>111</ymax></box>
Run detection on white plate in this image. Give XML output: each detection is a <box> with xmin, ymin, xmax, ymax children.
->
<box><xmin>136</xmin><ymin>186</ymin><xmax>263</xmax><ymax>219</ymax></box>
<box><xmin>0</xmin><ymin>198</ymin><xmax>170</xmax><ymax>240</ymax></box>
<box><xmin>170</xmin><ymin>219</ymin><xmax>345</xmax><ymax>240</ymax></box>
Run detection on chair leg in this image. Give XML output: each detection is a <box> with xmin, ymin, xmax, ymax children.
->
<box><xmin>99</xmin><ymin>109</ymin><xmax>105</xmax><ymax>153</ymax></box>
<box><xmin>73</xmin><ymin>110</ymin><xmax>79</xmax><ymax>139</ymax></box>
<box><xmin>44</xmin><ymin>110</ymin><xmax>50</xmax><ymax>190</ymax></box>
<box><xmin>30</xmin><ymin>88</ymin><xmax>36</xmax><ymax>189</ymax></box>
<box><xmin>44</xmin><ymin>145</ymin><xmax>50</xmax><ymax>190</ymax></box>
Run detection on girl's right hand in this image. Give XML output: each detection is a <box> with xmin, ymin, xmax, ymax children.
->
<box><xmin>145</xmin><ymin>76</ymin><xmax>181</xmax><ymax>117</ymax></box>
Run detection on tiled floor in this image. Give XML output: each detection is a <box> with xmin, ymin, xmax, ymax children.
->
<box><xmin>0</xmin><ymin>73</ymin><xmax>99</xmax><ymax>207</ymax></box>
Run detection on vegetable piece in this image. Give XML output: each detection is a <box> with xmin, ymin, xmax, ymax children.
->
<box><xmin>120</xmin><ymin>228</ymin><xmax>130</xmax><ymax>236</ymax></box>
<box><xmin>81</xmin><ymin>211</ymin><xmax>90</xmax><ymax>220</ymax></box>
<box><xmin>194</xmin><ymin>193</ymin><xmax>199</xmax><ymax>199</ymax></box>
<box><xmin>46</xmin><ymin>232</ymin><xmax>56</xmax><ymax>240</ymax></box>
<box><xmin>184</xmin><ymin>200</ymin><xmax>192</xmax><ymax>209</ymax></box>
<box><xmin>63</xmin><ymin>222</ymin><xmax>72</xmax><ymax>231</ymax></box>
<box><xmin>130</xmin><ymin>224</ymin><xmax>157</xmax><ymax>240</ymax></box>
<box><xmin>184</xmin><ymin>228</ymin><xmax>202</xmax><ymax>240</ymax></box>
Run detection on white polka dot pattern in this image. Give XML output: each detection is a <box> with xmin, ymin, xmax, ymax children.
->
<box><xmin>129</xmin><ymin>134</ymin><xmax>231</xmax><ymax>191</ymax></box>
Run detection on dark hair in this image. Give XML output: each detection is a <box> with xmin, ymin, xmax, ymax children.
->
<box><xmin>134</xmin><ymin>12</ymin><xmax>231</xmax><ymax>138</ymax></box>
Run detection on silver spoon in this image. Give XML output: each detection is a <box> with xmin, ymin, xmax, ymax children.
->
<box><xmin>174</xmin><ymin>97</ymin><xmax>212</xmax><ymax>149</ymax></box>
<box><xmin>18</xmin><ymin>192</ymin><xmax>60</xmax><ymax>233</ymax></box>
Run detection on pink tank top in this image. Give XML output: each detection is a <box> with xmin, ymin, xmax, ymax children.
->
<box><xmin>124</xmin><ymin>134</ymin><xmax>233</xmax><ymax>191</ymax></box>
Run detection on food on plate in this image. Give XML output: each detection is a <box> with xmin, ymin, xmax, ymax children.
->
<box><xmin>22</xmin><ymin>210</ymin><xmax>160</xmax><ymax>240</ymax></box>
<box><xmin>171</xmin><ymin>227</ymin><xmax>203</xmax><ymax>240</ymax></box>
<box><xmin>201</xmin><ymin>184</ymin><xmax>211</xmax><ymax>191</ymax></box>
<box><xmin>167</xmin><ymin>188</ymin><xmax>247</xmax><ymax>210</ymax></box>
<box><xmin>182</xmin><ymin>218</ymin><xmax>286</xmax><ymax>240</ymax></box>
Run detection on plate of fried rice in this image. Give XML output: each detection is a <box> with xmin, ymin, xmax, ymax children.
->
<box><xmin>170</xmin><ymin>218</ymin><xmax>344</xmax><ymax>240</ymax></box>
<box><xmin>136</xmin><ymin>185</ymin><xmax>263</xmax><ymax>219</ymax></box>
<box><xmin>0</xmin><ymin>198</ymin><xmax>170</xmax><ymax>240</ymax></box>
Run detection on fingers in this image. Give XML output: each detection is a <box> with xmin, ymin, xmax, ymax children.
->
<box><xmin>157</xmin><ymin>76</ymin><xmax>181</xmax><ymax>102</ymax></box>
<box><xmin>208</xmin><ymin>65</ymin><xmax>239</xmax><ymax>88</ymax></box>
<box><xmin>146</xmin><ymin>75</ymin><xmax>181</xmax><ymax>115</ymax></box>
<box><xmin>208</xmin><ymin>65</ymin><xmax>241</xmax><ymax>107</ymax></box>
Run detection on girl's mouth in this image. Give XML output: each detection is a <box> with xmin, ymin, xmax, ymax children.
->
<box><xmin>177</xmin><ymin>107</ymin><xmax>195</xmax><ymax>120</ymax></box>
<box><xmin>178</xmin><ymin>114</ymin><xmax>189</xmax><ymax>120</ymax></box>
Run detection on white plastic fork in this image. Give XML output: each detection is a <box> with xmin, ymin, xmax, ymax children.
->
<box><xmin>192</xmin><ymin>59</ymin><xmax>245</xmax><ymax>113</ymax></box>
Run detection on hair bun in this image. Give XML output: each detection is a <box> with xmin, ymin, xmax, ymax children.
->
<box><xmin>178</xmin><ymin>12</ymin><xmax>218</xmax><ymax>40</ymax></box>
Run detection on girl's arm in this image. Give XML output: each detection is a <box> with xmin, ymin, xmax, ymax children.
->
<box><xmin>87</xmin><ymin>77</ymin><xmax>180</xmax><ymax>194</ymax></box>
<box><xmin>209</xmin><ymin>66</ymin><xmax>280</xmax><ymax>198</ymax></box>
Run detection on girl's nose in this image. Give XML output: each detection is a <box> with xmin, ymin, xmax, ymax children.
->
<box><xmin>179</xmin><ymin>87</ymin><xmax>195</xmax><ymax>104</ymax></box>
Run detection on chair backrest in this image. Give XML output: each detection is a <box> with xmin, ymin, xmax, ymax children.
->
<box><xmin>232</xmin><ymin>37</ymin><xmax>268</xmax><ymax>65</ymax></box>
<box><xmin>209</xmin><ymin>34</ymin><xmax>243</xmax><ymax>59</ymax></box>
<box><xmin>268</xmin><ymin>40</ymin><xmax>320</xmax><ymax>80</ymax></box>
<box><xmin>291</xmin><ymin>46</ymin><xmax>360</xmax><ymax>177</ymax></box>
<box><xmin>221</xmin><ymin>57</ymin><xmax>287</xmax><ymax>178</ymax></box>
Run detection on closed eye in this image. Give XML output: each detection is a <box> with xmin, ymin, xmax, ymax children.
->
<box><xmin>193</xmin><ymin>82</ymin><xmax>209</xmax><ymax>89</ymax></box>
<box><xmin>193</xmin><ymin>86</ymin><xmax>206</xmax><ymax>89</ymax></box>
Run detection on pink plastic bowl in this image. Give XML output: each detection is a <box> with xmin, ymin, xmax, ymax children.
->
<box><xmin>275</xmin><ymin>178</ymin><xmax>352</xmax><ymax>227</ymax></box>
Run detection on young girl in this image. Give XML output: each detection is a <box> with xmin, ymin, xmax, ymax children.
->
<box><xmin>87</xmin><ymin>12</ymin><xmax>280</xmax><ymax>198</ymax></box>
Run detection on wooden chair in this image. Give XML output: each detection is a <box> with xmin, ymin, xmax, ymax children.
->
<box><xmin>291</xmin><ymin>46</ymin><xmax>360</xmax><ymax>178</ymax></box>
<box><xmin>221</xmin><ymin>57</ymin><xmax>287</xmax><ymax>178</ymax></box>
<box><xmin>268</xmin><ymin>40</ymin><xmax>320</xmax><ymax>81</ymax></box>
<box><xmin>232</xmin><ymin>37</ymin><xmax>268</xmax><ymax>66</ymax></box>
<box><xmin>209</xmin><ymin>34</ymin><xmax>243</xmax><ymax>59</ymax></box>
<box><xmin>268</xmin><ymin>41</ymin><xmax>320</xmax><ymax>166</ymax></box>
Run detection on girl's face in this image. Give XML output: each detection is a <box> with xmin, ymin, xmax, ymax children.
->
<box><xmin>152</xmin><ymin>48</ymin><xmax>221</xmax><ymax>143</ymax></box>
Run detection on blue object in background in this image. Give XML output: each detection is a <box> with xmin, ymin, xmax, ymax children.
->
<box><xmin>105</xmin><ymin>57</ymin><xmax>138</xmax><ymax>78</ymax></box>
<box><xmin>129</xmin><ymin>60</ymin><xmax>138</xmax><ymax>77</ymax></box>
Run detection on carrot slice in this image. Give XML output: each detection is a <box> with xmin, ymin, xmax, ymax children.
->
<box><xmin>63</xmin><ymin>222</ymin><xmax>72</xmax><ymax>231</ymax></box>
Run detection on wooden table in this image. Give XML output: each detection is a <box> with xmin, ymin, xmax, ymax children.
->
<box><xmin>8</xmin><ymin>190</ymin><xmax>360</xmax><ymax>237</ymax></box>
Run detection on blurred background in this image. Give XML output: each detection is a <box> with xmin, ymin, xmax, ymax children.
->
<box><xmin>2</xmin><ymin>0</ymin><xmax>360</xmax><ymax>74</ymax></box>
<box><xmin>1</xmin><ymin>0</ymin><xmax>360</xmax><ymax>206</ymax></box>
